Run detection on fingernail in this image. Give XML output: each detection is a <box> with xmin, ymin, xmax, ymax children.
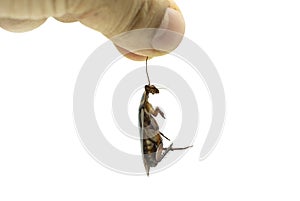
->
<box><xmin>152</xmin><ymin>8</ymin><xmax>185</xmax><ymax>52</ymax></box>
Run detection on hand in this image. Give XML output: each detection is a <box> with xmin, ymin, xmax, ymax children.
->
<box><xmin>0</xmin><ymin>0</ymin><xmax>185</xmax><ymax>60</ymax></box>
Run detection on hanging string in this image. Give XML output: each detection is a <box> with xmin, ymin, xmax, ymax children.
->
<box><xmin>145</xmin><ymin>56</ymin><xmax>150</xmax><ymax>85</ymax></box>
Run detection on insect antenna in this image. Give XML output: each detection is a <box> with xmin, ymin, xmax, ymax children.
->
<box><xmin>145</xmin><ymin>56</ymin><xmax>151</xmax><ymax>85</ymax></box>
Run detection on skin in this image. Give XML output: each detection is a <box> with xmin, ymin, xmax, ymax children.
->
<box><xmin>0</xmin><ymin>0</ymin><xmax>185</xmax><ymax>60</ymax></box>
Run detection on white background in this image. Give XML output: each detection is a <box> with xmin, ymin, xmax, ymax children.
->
<box><xmin>1</xmin><ymin>0</ymin><xmax>300</xmax><ymax>200</ymax></box>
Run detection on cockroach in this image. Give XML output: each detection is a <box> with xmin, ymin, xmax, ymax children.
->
<box><xmin>138</xmin><ymin>57</ymin><xmax>192</xmax><ymax>176</ymax></box>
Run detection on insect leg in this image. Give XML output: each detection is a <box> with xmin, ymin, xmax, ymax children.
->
<box><xmin>157</xmin><ymin>143</ymin><xmax>174</xmax><ymax>162</ymax></box>
<box><xmin>163</xmin><ymin>145</ymin><xmax>193</xmax><ymax>151</ymax></box>
<box><xmin>152</xmin><ymin>107</ymin><xmax>165</xmax><ymax>119</ymax></box>
<box><xmin>159</xmin><ymin>132</ymin><xmax>170</xmax><ymax>141</ymax></box>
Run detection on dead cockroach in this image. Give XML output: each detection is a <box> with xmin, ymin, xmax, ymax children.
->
<box><xmin>138</xmin><ymin>57</ymin><xmax>192</xmax><ymax>176</ymax></box>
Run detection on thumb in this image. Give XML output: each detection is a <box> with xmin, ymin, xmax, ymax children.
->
<box><xmin>79</xmin><ymin>0</ymin><xmax>185</xmax><ymax>60</ymax></box>
<box><xmin>0</xmin><ymin>0</ymin><xmax>184</xmax><ymax>60</ymax></box>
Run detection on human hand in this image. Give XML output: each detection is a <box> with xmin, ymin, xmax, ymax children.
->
<box><xmin>0</xmin><ymin>0</ymin><xmax>185</xmax><ymax>60</ymax></box>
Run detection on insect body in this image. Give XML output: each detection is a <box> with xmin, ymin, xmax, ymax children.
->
<box><xmin>138</xmin><ymin>85</ymin><xmax>166</xmax><ymax>175</ymax></box>
<box><xmin>138</xmin><ymin>84</ymin><xmax>192</xmax><ymax>176</ymax></box>
<box><xmin>138</xmin><ymin>57</ymin><xmax>192</xmax><ymax>176</ymax></box>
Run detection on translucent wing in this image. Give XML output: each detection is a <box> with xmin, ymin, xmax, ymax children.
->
<box><xmin>138</xmin><ymin>108</ymin><xmax>144</xmax><ymax>151</ymax></box>
<box><xmin>139</xmin><ymin>107</ymin><xmax>150</xmax><ymax>175</ymax></box>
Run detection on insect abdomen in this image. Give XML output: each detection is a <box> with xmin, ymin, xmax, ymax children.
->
<box><xmin>143</xmin><ymin>135</ymin><xmax>162</xmax><ymax>167</ymax></box>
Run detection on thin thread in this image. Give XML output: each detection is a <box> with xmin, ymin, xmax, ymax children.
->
<box><xmin>146</xmin><ymin>56</ymin><xmax>150</xmax><ymax>85</ymax></box>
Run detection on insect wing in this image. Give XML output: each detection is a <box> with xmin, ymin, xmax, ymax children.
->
<box><xmin>139</xmin><ymin>107</ymin><xmax>150</xmax><ymax>175</ymax></box>
<box><xmin>138</xmin><ymin>108</ymin><xmax>144</xmax><ymax>149</ymax></box>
